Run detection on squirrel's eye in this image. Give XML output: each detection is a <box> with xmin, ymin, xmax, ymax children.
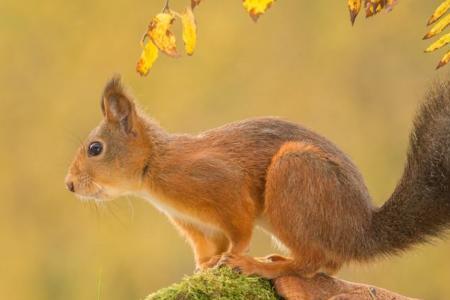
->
<box><xmin>88</xmin><ymin>141</ymin><xmax>103</xmax><ymax>157</ymax></box>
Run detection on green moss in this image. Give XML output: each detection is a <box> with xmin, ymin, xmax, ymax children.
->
<box><xmin>146</xmin><ymin>267</ymin><xmax>280</xmax><ymax>300</ymax></box>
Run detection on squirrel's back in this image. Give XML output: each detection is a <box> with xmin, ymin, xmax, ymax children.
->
<box><xmin>184</xmin><ymin>117</ymin><xmax>371</xmax><ymax>205</ymax></box>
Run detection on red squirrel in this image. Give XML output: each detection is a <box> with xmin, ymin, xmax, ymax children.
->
<box><xmin>65</xmin><ymin>75</ymin><xmax>450</xmax><ymax>279</ymax></box>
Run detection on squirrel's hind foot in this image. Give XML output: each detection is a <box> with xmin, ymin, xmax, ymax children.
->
<box><xmin>215</xmin><ymin>253</ymin><xmax>328</xmax><ymax>279</ymax></box>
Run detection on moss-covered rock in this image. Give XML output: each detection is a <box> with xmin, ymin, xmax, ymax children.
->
<box><xmin>146</xmin><ymin>267</ymin><xmax>280</xmax><ymax>300</ymax></box>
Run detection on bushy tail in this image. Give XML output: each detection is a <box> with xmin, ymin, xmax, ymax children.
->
<box><xmin>367</xmin><ymin>79</ymin><xmax>450</xmax><ymax>258</ymax></box>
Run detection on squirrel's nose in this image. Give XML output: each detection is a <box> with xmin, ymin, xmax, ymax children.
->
<box><xmin>66</xmin><ymin>181</ymin><xmax>75</xmax><ymax>193</ymax></box>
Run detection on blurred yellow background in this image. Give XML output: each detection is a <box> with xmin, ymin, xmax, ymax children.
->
<box><xmin>1</xmin><ymin>0</ymin><xmax>449</xmax><ymax>299</ymax></box>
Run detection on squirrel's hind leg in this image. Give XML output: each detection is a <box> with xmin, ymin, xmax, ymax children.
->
<box><xmin>260</xmin><ymin>141</ymin><xmax>360</xmax><ymax>277</ymax></box>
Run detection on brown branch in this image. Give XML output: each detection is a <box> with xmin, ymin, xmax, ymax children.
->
<box><xmin>273</xmin><ymin>273</ymin><xmax>418</xmax><ymax>300</ymax></box>
<box><xmin>146</xmin><ymin>267</ymin><xmax>418</xmax><ymax>300</ymax></box>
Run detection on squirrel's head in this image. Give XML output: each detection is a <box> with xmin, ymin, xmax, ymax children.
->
<box><xmin>65</xmin><ymin>76</ymin><xmax>154</xmax><ymax>200</ymax></box>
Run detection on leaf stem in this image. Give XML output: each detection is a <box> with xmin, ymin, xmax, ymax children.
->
<box><xmin>162</xmin><ymin>0</ymin><xmax>170</xmax><ymax>12</ymax></box>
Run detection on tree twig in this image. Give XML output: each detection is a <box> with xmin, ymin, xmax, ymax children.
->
<box><xmin>273</xmin><ymin>273</ymin><xmax>418</xmax><ymax>300</ymax></box>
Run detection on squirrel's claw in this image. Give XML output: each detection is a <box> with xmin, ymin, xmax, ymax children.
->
<box><xmin>215</xmin><ymin>253</ymin><xmax>258</xmax><ymax>276</ymax></box>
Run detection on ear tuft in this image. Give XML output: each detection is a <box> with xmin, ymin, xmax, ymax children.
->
<box><xmin>101</xmin><ymin>74</ymin><xmax>136</xmax><ymax>133</ymax></box>
<box><xmin>103</xmin><ymin>74</ymin><xmax>124</xmax><ymax>98</ymax></box>
<box><xmin>101</xmin><ymin>74</ymin><xmax>126</xmax><ymax>116</ymax></box>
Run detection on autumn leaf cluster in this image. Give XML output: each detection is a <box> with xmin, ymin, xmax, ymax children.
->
<box><xmin>136</xmin><ymin>0</ymin><xmax>276</xmax><ymax>76</ymax></box>
<box><xmin>137</xmin><ymin>0</ymin><xmax>450</xmax><ymax>75</ymax></box>
<box><xmin>346</xmin><ymin>0</ymin><xmax>450</xmax><ymax>68</ymax></box>
<box><xmin>347</xmin><ymin>0</ymin><xmax>398</xmax><ymax>25</ymax></box>
<box><xmin>424</xmin><ymin>0</ymin><xmax>450</xmax><ymax>69</ymax></box>
<box><xmin>136</xmin><ymin>2</ymin><xmax>198</xmax><ymax>76</ymax></box>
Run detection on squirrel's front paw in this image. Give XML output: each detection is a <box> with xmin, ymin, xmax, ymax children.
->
<box><xmin>216</xmin><ymin>253</ymin><xmax>258</xmax><ymax>276</ymax></box>
<box><xmin>195</xmin><ymin>255</ymin><xmax>223</xmax><ymax>272</ymax></box>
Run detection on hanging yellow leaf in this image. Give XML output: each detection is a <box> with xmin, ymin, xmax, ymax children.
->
<box><xmin>437</xmin><ymin>50</ymin><xmax>450</xmax><ymax>69</ymax></box>
<box><xmin>428</xmin><ymin>0</ymin><xmax>450</xmax><ymax>25</ymax></box>
<box><xmin>425</xmin><ymin>33</ymin><xmax>450</xmax><ymax>53</ymax></box>
<box><xmin>136</xmin><ymin>41</ymin><xmax>159</xmax><ymax>76</ymax></box>
<box><xmin>146</xmin><ymin>12</ymin><xmax>178</xmax><ymax>57</ymax></box>
<box><xmin>191</xmin><ymin>0</ymin><xmax>202</xmax><ymax>9</ymax></box>
<box><xmin>243</xmin><ymin>0</ymin><xmax>276</xmax><ymax>22</ymax></box>
<box><xmin>424</xmin><ymin>14</ymin><xmax>450</xmax><ymax>39</ymax></box>
<box><xmin>364</xmin><ymin>0</ymin><xmax>397</xmax><ymax>17</ymax></box>
<box><xmin>348</xmin><ymin>0</ymin><xmax>361</xmax><ymax>25</ymax></box>
<box><xmin>365</xmin><ymin>0</ymin><xmax>384</xmax><ymax>18</ymax></box>
<box><xmin>180</xmin><ymin>7</ymin><xmax>197</xmax><ymax>55</ymax></box>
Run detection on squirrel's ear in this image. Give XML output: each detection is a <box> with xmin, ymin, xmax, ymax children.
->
<box><xmin>101</xmin><ymin>75</ymin><xmax>136</xmax><ymax>134</ymax></box>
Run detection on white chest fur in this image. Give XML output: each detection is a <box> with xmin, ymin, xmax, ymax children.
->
<box><xmin>137</xmin><ymin>191</ymin><xmax>220</xmax><ymax>237</ymax></box>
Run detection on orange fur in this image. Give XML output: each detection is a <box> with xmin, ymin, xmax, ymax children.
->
<box><xmin>66</xmin><ymin>76</ymin><xmax>450</xmax><ymax>280</ymax></box>
<box><xmin>65</xmin><ymin>77</ymin><xmax>368</xmax><ymax>277</ymax></box>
